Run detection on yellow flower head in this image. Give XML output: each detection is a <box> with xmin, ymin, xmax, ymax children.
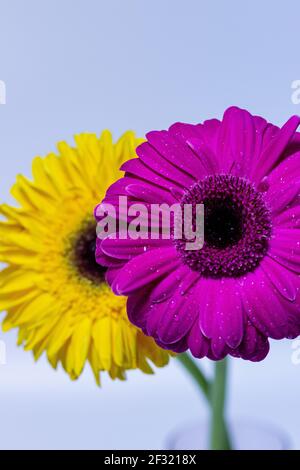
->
<box><xmin>0</xmin><ymin>131</ymin><xmax>170</xmax><ymax>384</ymax></box>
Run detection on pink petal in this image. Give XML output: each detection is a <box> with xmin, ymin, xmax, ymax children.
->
<box><xmin>274</xmin><ymin>205</ymin><xmax>300</xmax><ymax>229</ymax></box>
<box><xmin>111</xmin><ymin>247</ymin><xmax>180</xmax><ymax>295</ymax></box>
<box><xmin>187</xmin><ymin>321</ymin><xmax>210</xmax><ymax>359</ymax></box>
<box><xmin>250</xmin><ymin>115</ymin><xmax>300</xmax><ymax>183</ymax></box>
<box><xmin>149</xmin><ymin>264</ymin><xmax>196</xmax><ymax>303</ymax></box>
<box><xmin>95</xmin><ymin>243</ymin><xmax>125</xmax><ymax>268</ymax></box>
<box><xmin>260</xmin><ymin>256</ymin><xmax>297</xmax><ymax>301</ymax></box>
<box><xmin>121</xmin><ymin>158</ymin><xmax>185</xmax><ymax>191</ymax></box>
<box><xmin>198</xmin><ymin>277</ymin><xmax>244</xmax><ymax>349</ymax></box>
<box><xmin>146</xmin><ymin>130</ymin><xmax>206</xmax><ymax>180</ymax></box>
<box><xmin>167</xmin><ymin>121</ymin><xmax>219</xmax><ymax>174</ymax></box>
<box><xmin>126</xmin><ymin>182</ymin><xmax>175</xmax><ymax>205</ymax></box>
<box><xmin>137</xmin><ymin>142</ymin><xmax>195</xmax><ymax>188</ymax></box>
<box><xmin>105</xmin><ymin>265</ymin><xmax>125</xmax><ymax>286</ymax></box>
<box><xmin>221</xmin><ymin>107</ymin><xmax>259</xmax><ymax>175</ymax></box>
<box><xmin>215</xmin><ymin>107</ymin><xmax>267</xmax><ymax>174</ymax></box>
<box><xmin>264</xmin><ymin>153</ymin><xmax>300</xmax><ymax>214</ymax></box>
<box><xmin>268</xmin><ymin>228</ymin><xmax>300</xmax><ymax>273</ymax></box>
<box><xmin>230</xmin><ymin>321</ymin><xmax>270</xmax><ymax>361</ymax></box>
<box><xmin>196</xmin><ymin>118</ymin><xmax>221</xmax><ymax>155</ymax></box>
<box><xmin>101</xmin><ymin>236</ymin><xmax>172</xmax><ymax>260</ymax></box>
<box><xmin>240</xmin><ymin>268</ymin><xmax>289</xmax><ymax>339</ymax></box>
<box><xmin>127</xmin><ymin>289</ymin><xmax>153</xmax><ymax>330</ymax></box>
<box><xmin>156</xmin><ymin>274</ymin><xmax>199</xmax><ymax>344</ymax></box>
<box><xmin>186</xmin><ymin>138</ymin><xmax>219</xmax><ymax>174</ymax></box>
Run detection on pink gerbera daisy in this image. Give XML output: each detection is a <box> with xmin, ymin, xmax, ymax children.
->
<box><xmin>95</xmin><ymin>107</ymin><xmax>300</xmax><ymax>362</ymax></box>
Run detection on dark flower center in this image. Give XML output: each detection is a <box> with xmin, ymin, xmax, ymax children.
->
<box><xmin>204</xmin><ymin>196</ymin><xmax>243</xmax><ymax>249</ymax></box>
<box><xmin>175</xmin><ymin>174</ymin><xmax>272</xmax><ymax>278</ymax></box>
<box><xmin>72</xmin><ymin>221</ymin><xmax>107</xmax><ymax>284</ymax></box>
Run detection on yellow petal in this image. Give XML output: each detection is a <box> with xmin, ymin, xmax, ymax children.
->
<box><xmin>47</xmin><ymin>317</ymin><xmax>73</xmax><ymax>358</ymax></box>
<box><xmin>0</xmin><ymin>289</ymin><xmax>38</xmax><ymax>312</ymax></box>
<box><xmin>112</xmin><ymin>318</ymin><xmax>124</xmax><ymax>367</ymax></box>
<box><xmin>0</xmin><ymin>270</ymin><xmax>40</xmax><ymax>294</ymax></box>
<box><xmin>88</xmin><ymin>345</ymin><xmax>101</xmax><ymax>386</ymax></box>
<box><xmin>66</xmin><ymin>317</ymin><xmax>92</xmax><ymax>377</ymax></box>
<box><xmin>14</xmin><ymin>293</ymin><xmax>54</xmax><ymax>325</ymax></box>
<box><xmin>92</xmin><ymin>317</ymin><xmax>112</xmax><ymax>370</ymax></box>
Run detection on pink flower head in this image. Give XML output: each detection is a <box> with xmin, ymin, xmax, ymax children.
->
<box><xmin>95</xmin><ymin>107</ymin><xmax>300</xmax><ymax>362</ymax></box>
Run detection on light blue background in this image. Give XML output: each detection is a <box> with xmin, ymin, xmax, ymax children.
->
<box><xmin>0</xmin><ymin>0</ymin><xmax>300</xmax><ymax>449</ymax></box>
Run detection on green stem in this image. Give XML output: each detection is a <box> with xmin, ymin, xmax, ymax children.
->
<box><xmin>177</xmin><ymin>353</ymin><xmax>233</xmax><ymax>450</ymax></box>
<box><xmin>210</xmin><ymin>358</ymin><xmax>232</xmax><ymax>450</ymax></box>
<box><xmin>177</xmin><ymin>352</ymin><xmax>211</xmax><ymax>402</ymax></box>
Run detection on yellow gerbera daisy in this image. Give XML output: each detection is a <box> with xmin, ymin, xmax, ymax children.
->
<box><xmin>0</xmin><ymin>131</ymin><xmax>170</xmax><ymax>384</ymax></box>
